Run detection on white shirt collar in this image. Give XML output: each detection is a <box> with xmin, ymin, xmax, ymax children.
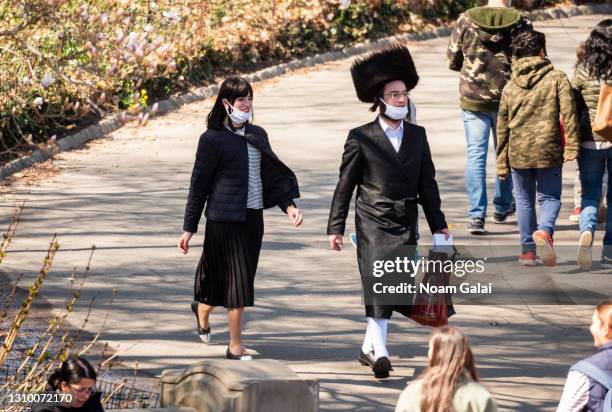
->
<box><xmin>378</xmin><ymin>116</ymin><xmax>404</xmax><ymax>134</ymax></box>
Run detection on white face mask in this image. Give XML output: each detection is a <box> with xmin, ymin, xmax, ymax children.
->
<box><xmin>380</xmin><ymin>98</ymin><xmax>408</xmax><ymax>121</ymax></box>
<box><xmin>224</xmin><ymin>100</ymin><xmax>252</xmax><ymax>125</ymax></box>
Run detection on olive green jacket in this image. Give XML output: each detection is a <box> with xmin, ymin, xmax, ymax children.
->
<box><xmin>496</xmin><ymin>57</ymin><xmax>580</xmax><ymax>175</ymax></box>
<box><xmin>572</xmin><ymin>64</ymin><xmax>612</xmax><ymax>144</ymax></box>
<box><xmin>395</xmin><ymin>374</ymin><xmax>497</xmax><ymax>412</ymax></box>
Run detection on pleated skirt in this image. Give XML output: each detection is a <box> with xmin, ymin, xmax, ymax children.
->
<box><xmin>194</xmin><ymin>209</ymin><xmax>264</xmax><ymax>308</ymax></box>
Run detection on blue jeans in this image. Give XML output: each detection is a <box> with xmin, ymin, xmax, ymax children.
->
<box><xmin>578</xmin><ymin>147</ymin><xmax>612</xmax><ymax>254</ymax></box>
<box><xmin>511</xmin><ymin>166</ymin><xmax>562</xmax><ymax>251</ymax></box>
<box><xmin>462</xmin><ymin>110</ymin><xmax>513</xmax><ymax>218</ymax></box>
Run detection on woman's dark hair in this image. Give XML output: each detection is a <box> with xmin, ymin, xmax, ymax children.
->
<box><xmin>47</xmin><ymin>356</ymin><xmax>97</xmax><ymax>391</ymax></box>
<box><xmin>577</xmin><ymin>19</ymin><xmax>612</xmax><ymax>81</ymax></box>
<box><xmin>512</xmin><ymin>30</ymin><xmax>547</xmax><ymax>59</ymax></box>
<box><xmin>206</xmin><ymin>77</ymin><xmax>253</xmax><ymax>130</ymax></box>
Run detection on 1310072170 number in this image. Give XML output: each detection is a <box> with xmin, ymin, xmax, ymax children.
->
<box><xmin>8</xmin><ymin>392</ymin><xmax>73</xmax><ymax>404</ymax></box>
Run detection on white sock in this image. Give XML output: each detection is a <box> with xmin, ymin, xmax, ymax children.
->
<box><xmin>365</xmin><ymin>317</ymin><xmax>389</xmax><ymax>360</ymax></box>
<box><xmin>362</xmin><ymin>322</ymin><xmax>373</xmax><ymax>354</ymax></box>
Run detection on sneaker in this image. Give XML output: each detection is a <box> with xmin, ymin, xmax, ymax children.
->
<box><xmin>602</xmin><ymin>255</ymin><xmax>612</xmax><ymax>265</ymax></box>
<box><xmin>518</xmin><ymin>250</ymin><xmax>537</xmax><ymax>266</ymax></box>
<box><xmin>577</xmin><ymin>231</ymin><xmax>594</xmax><ymax>270</ymax></box>
<box><xmin>507</xmin><ymin>202</ymin><xmax>517</xmax><ymax>216</ymax></box>
<box><xmin>569</xmin><ymin>207</ymin><xmax>581</xmax><ymax>222</ymax></box>
<box><xmin>532</xmin><ymin>230</ymin><xmax>556</xmax><ymax>267</ymax></box>
<box><xmin>598</xmin><ymin>205</ymin><xmax>607</xmax><ymax>224</ymax></box>
<box><xmin>493</xmin><ymin>203</ymin><xmax>516</xmax><ymax>224</ymax></box>
<box><xmin>467</xmin><ymin>217</ymin><xmax>485</xmax><ymax>234</ymax></box>
<box><xmin>493</xmin><ymin>211</ymin><xmax>509</xmax><ymax>224</ymax></box>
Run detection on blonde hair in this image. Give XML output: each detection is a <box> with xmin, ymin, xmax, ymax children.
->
<box><xmin>596</xmin><ymin>299</ymin><xmax>612</xmax><ymax>329</ymax></box>
<box><xmin>420</xmin><ymin>326</ymin><xmax>478</xmax><ymax>412</ymax></box>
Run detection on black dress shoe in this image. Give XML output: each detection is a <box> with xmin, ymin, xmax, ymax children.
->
<box><xmin>226</xmin><ymin>347</ymin><xmax>253</xmax><ymax>361</ymax></box>
<box><xmin>190</xmin><ymin>302</ymin><xmax>211</xmax><ymax>344</ymax></box>
<box><xmin>358</xmin><ymin>350</ymin><xmax>375</xmax><ymax>368</ymax></box>
<box><xmin>372</xmin><ymin>356</ymin><xmax>392</xmax><ymax>379</ymax></box>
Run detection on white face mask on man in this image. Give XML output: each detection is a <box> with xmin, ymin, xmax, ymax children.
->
<box><xmin>223</xmin><ymin>99</ymin><xmax>252</xmax><ymax>124</ymax></box>
<box><xmin>380</xmin><ymin>98</ymin><xmax>409</xmax><ymax>121</ymax></box>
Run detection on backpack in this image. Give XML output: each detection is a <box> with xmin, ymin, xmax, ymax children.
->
<box><xmin>570</xmin><ymin>360</ymin><xmax>612</xmax><ymax>412</ymax></box>
<box><xmin>593</xmin><ymin>83</ymin><xmax>612</xmax><ymax>142</ymax></box>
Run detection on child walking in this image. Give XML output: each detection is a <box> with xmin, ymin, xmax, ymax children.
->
<box><xmin>496</xmin><ymin>30</ymin><xmax>580</xmax><ymax>266</ymax></box>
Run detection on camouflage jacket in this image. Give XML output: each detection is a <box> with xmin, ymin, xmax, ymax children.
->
<box><xmin>572</xmin><ymin>64</ymin><xmax>612</xmax><ymax>144</ymax></box>
<box><xmin>496</xmin><ymin>57</ymin><xmax>580</xmax><ymax>175</ymax></box>
<box><xmin>447</xmin><ymin>7</ymin><xmax>532</xmax><ymax>112</ymax></box>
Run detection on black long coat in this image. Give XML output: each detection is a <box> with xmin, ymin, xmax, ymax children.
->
<box><xmin>183</xmin><ymin>123</ymin><xmax>300</xmax><ymax>233</ymax></box>
<box><xmin>327</xmin><ymin>118</ymin><xmax>447</xmax><ymax>319</ymax></box>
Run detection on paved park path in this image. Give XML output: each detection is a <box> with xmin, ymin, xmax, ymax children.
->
<box><xmin>1</xmin><ymin>13</ymin><xmax>611</xmax><ymax>412</ymax></box>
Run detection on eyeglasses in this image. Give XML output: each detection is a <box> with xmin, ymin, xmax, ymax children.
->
<box><xmin>383</xmin><ymin>90</ymin><xmax>409</xmax><ymax>100</ymax></box>
<box><xmin>69</xmin><ymin>385</ymin><xmax>94</xmax><ymax>395</ymax></box>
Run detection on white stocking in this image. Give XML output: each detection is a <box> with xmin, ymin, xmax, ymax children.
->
<box><xmin>362</xmin><ymin>317</ymin><xmax>389</xmax><ymax>360</ymax></box>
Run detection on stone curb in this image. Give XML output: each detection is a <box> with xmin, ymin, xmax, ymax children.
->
<box><xmin>1</xmin><ymin>2</ymin><xmax>610</xmax><ymax>180</ymax></box>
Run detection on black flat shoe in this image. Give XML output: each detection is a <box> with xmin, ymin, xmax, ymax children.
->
<box><xmin>226</xmin><ymin>347</ymin><xmax>253</xmax><ymax>361</ymax></box>
<box><xmin>190</xmin><ymin>301</ymin><xmax>211</xmax><ymax>344</ymax></box>
<box><xmin>358</xmin><ymin>350</ymin><xmax>375</xmax><ymax>368</ymax></box>
<box><xmin>372</xmin><ymin>356</ymin><xmax>392</xmax><ymax>379</ymax></box>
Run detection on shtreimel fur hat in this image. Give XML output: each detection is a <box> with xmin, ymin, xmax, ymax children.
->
<box><xmin>350</xmin><ymin>44</ymin><xmax>419</xmax><ymax>103</ymax></box>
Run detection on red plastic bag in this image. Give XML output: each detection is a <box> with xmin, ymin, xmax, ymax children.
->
<box><xmin>410</xmin><ymin>251</ymin><xmax>451</xmax><ymax>327</ymax></box>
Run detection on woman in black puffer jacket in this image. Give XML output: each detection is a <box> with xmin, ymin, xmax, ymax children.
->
<box><xmin>178</xmin><ymin>76</ymin><xmax>303</xmax><ymax>360</ymax></box>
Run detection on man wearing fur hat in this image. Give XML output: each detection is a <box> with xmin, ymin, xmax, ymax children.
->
<box><xmin>327</xmin><ymin>44</ymin><xmax>450</xmax><ymax>379</ymax></box>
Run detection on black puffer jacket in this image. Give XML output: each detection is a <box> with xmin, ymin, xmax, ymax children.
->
<box><xmin>183</xmin><ymin>123</ymin><xmax>300</xmax><ymax>233</ymax></box>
